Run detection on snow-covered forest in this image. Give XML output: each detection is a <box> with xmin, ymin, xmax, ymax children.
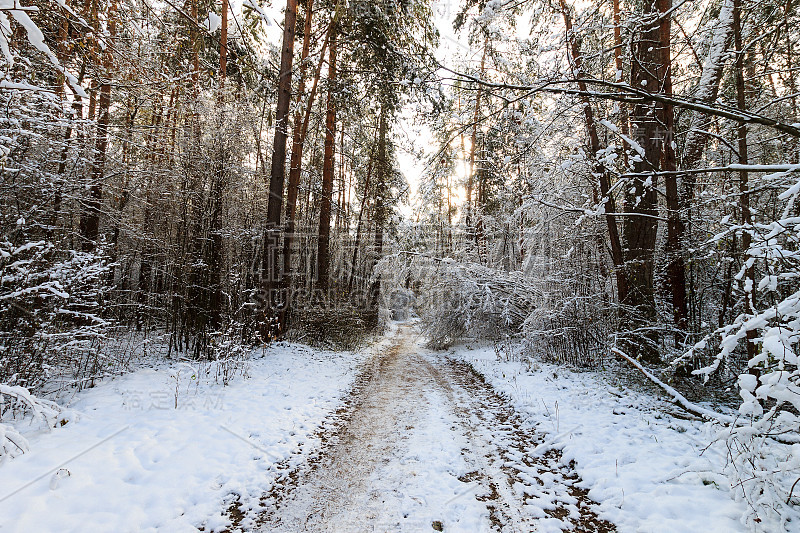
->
<box><xmin>2</xmin><ymin>0</ymin><xmax>800</xmax><ymax>530</ymax></box>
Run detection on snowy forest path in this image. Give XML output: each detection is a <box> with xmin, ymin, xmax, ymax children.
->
<box><xmin>253</xmin><ymin>324</ymin><xmax>615</xmax><ymax>532</ymax></box>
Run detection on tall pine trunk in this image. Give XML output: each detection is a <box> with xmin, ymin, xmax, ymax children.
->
<box><xmin>80</xmin><ymin>0</ymin><xmax>116</xmax><ymax>252</ymax></box>
<box><xmin>220</xmin><ymin>0</ymin><xmax>228</xmax><ymax>83</ymax></box>
<box><xmin>467</xmin><ymin>38</ymin><xmax>488</xmax><ymax>231</ymax></box>
<box><xmin>282</xmin><ymin>0</ymin><xmax>316</xmax><ymax>282</ymax></box>
<box><xmin>559</xmin><ymin>0</ymin><xmax>627</xmax><ymax>302</ymax></box>
<box><xmin>370</xmin><ymin>106</ymin><xmax>388</xmax><ymax>311</ymax></box>
<box><xmin>261</xmin><ymin>0</ymin><xmax>297</xmax><ymax>336</ymax></box>
<box><xmin>659</xmin><ymin>0</ymin><xmax>689</xmax><ymax>339</ymax></box>
<box><xmin>317</xmin><ymin>35</ymin><xmax>337</xmax><ymax>292</ymax></box>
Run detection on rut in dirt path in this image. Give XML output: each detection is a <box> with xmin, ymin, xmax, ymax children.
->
<box><xmin>256</xmin><ymin>325</ymin><xmax>615</xmax><ymax>532</ymax></box>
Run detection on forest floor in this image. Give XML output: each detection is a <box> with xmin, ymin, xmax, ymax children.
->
<box><xmin>0</xmin><ymin>323</ymin><xmax>749</xmax><ymax>532</ymax></box>
<box><xmin>256</xmin><ymin>324</ymin><xmax>614</xmax><ymax>532</ymax></box>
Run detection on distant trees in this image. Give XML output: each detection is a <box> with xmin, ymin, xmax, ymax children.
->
<box><xmin>4</xmin><ymin>0</ymin><xmax>796</xmax><ymax>390</ymax></box>
<box><xmin>272</xmin><ymin>0</ymin><xmax>437</xmax><ymax>334</ymax></box>
<box><xmin>263</xmin><ymin>0</ymin><xmax>296</xmax><ymax>340</ymax></box>
<box><xmin>0</xmin><ymin>0</ymin><xmax>439</xmax><ymax>389</ymax></box>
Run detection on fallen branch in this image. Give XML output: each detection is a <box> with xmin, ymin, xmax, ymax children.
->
<box><xmin>612</xmin><ymin>349</ymin><xmax>800</xmax><ymax>443</ymax></box>
<box><xmin>610</xmin><ymin>347</ymin><xmax>737</xmax><ymax>425</ymax></box>
<box><xmin>0</xmin><ymin>422</ymin><xmax>29</xmax><ymax>464</ymax></box>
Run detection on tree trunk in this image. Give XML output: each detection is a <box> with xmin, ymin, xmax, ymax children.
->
<box><xmin>659</xmin><ymin>0</ymin><xmax>689</xmax><ymax>339</ymax></box>
<box><xmin>733</xmin><ymin>0</ymin><xmax>757</xmax><ymax>361</ymax></box>
<box><xmin>467</xmin><ymin>38</ymin><xmax>488</xmax><ymax>230</ymax></box>
<box><xmin>284</xmin><ymin>5</ymin><xmax>340</xmax><ymax>283</ymax></box>
<box><xmin>370</xmin><ymin>106</ymin><xmax>388</xmax><ymax>310</ymax></box>
<box><xmin>612</xmin><ymin>0</ymin><xmax>630</xmax><ymax>169</ymax></box>
<box><xmin>679</xmin><ymin>0</ymin><xmax>735</xmax><ymax>331</ymax></box>
<box><xmin>621</xmin><ymin>0</ymin><xmax>671</xmax><ymax>362</ymax></box>
<box><xmin>786</xmin><ymin>0</ymin><xmax>798</xmax><ymax>159</ymax></box>
<box><xmin>190</xmin><ymin>0</ymin><xmax>199</xmax><ymax>92</ymax></box>
<box><xmin>348</xmin><ymin>127</ymin><xmax>378</xmax><ymax>292</ymax></box>
<box><xmin>80</xmin><ymin>0</ymin><xmax>116</xmax><ymax>252</ymax></box>
<box><xmin>317</xmin><ymin>35</ymin><xmax>337</xmax><ymax>292</ymax></box>
<box><xmin>55</xmin><ymin>3</ymin><xmax>69</xmax><ymax>97</ymax></box>
<box><xmin>262</xmin><ymin>0</ymin><xmax>297</xmax><ymax>335</ymax></box>
<box><xmin>282</xmin><ymin>0</ymin><xmax>315</xmax><ymax>281</ymax></box>
<box><xmin>220</xmin><ymin>0</ymin><xmax>228</xmax><ymax>83</ymax></box>
<box><xmin>559</xmin><ymin>0</ymin><xmax>627</xmax><ymax>302</ymax></box>
<box><xmin>53</xmin><ymin>61</ymin><xmax>86</xmax><ymax>240</ymax></box>
<box><xmin>681</xmin><ymin>0</ymin><xmax>735</xmax><ymax>174</ymax></box>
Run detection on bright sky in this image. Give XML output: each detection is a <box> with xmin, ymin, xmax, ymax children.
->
<box><xmin>395</xmin><ymin>0</ymin><xmax>468</xmax><ymax>219</ymax></box>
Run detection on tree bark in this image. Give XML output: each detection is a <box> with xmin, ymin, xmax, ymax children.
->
<box><xmin>262</xmin><ymin>0</ymin><xmax>297</xmax><ymax>334</ymax></box>
<box><xmin>220</xmin><ymin>0</ymin><xmax>228</xmax><ymax>83</ymax></box>
<box><xmin>282</xmin><ymin>0</ymin><xmax>316</xmax><ymax>282</ymax></box>
<box><xmin>612</xmin><ymin>0</ymin><xmax>630</xmax><ymax>169</ymax></box>
<box><xmin>733</xmin><ymin>0</ymin><xmax>757</xmax><ymax>361</ymax></box>
<box><xmin>679</xmin><ymin>0</ymin><xmax>735</xmax><ymax>331</ymax></box>
<box><xmin>190</xmin><ymin>0</ymin><xmax>199</xmax><ymax>93</ymax></box>
<box><xmin>348</xmin><ymin>127</ymin><xmax>378</xmax><ymax>292</ymax></box>
<box><xmin>659</xmin><ymin>0</ymin><xmax>689</xmax><ymax>338</ymax></box>
<box><xmin>467</xmin><ymin>37</ymin><xmax>488</xmax><ymax>230</ymax></box>
<box><xmin>681</xmin><ymin>0</ymin><xmax>735</xmax><ymax>173</ymax></box>
<box><xmin>80</xmin><ymin>0</ymin><xmax>116</xmax><ymax>252</ymax></box>
<box><xmin>621</xmin><ymin>0</ymin><xmax>672</xmax><ymax>362</ymax></box>
<box><xmin>559</xmin><ymin>0</ymin><xmax>627</xmax><ymax>303</ymax></box>
<box><xmin>317</xmin><ymin>34</ymin><xmax>337</xmax><ymax>292</ymax></box>
<box><xmin>370</xmin><ymin>106</ymin><xmax>388</xmax><ymax>310</ymax></box>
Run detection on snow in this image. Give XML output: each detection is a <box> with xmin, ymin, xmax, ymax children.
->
<box><xmin>0</xmin><ymin>80</ymin><xmax>46</xmax><ymax>92</ymax></box>
<box><xmin>0</xmin><ymin>343</ymin><xmax>368</xmax><ymax>532</ymax></box>
<box><xmin>0</xmin><ymin>1</ymin><xmax>86</xmax><ymax>97</ymax></box>
<box><xmin>690</xmin><ymin>0</ymin><xmax>734</xmax><ymax>104</ymax></box>
<box><xmin>241</xmin><ymin>0</ymin><xmax>271</xmax><ymax>26</ymax></box>
<box><xmin>319</xmin><ymin>381</ymin><xmax>490</xmax><ymax>531</ymax></box>
<box><xmin>450</xmin><ymin>345</ymin><xmax>748</xmax><ymax>532</ymax></box>
<box><xmin>258</xmin><ymin>326</ymin><xmax>493</xmax><ymax>532</ymax></box>
<box><xmin>599</xmin><ymin>119</ymin><xmax>646</xmax><ymax>158</ymax></box>
<box><xmin>383</xmin><ymin>388</ymin><xmax>488</xmax><ymax>532</ymax></box>
<box><xmin>2</xmin><ymin>324</ymin><xmax>788</xmax><ymax>532</ymax></box>
<box><xmin>204</xmin><ymin>13</ymin><xmax>221</xmax><ymax>33</ymax></box>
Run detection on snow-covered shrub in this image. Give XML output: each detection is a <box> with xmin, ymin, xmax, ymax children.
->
<box><xmin>0</xmin><ymin>383</ymin><xmax>64</xmax><ymax>464</ymax></box>
<box><xmin>522</xmin><ymin>296</ymin><xmax>610</xmax><ymax>367</ymax></box>
<box><xmin>0</xmin><ymin>41</ymin><xmax>113</xmax><ymax>391</ymax></box>
<box><xmin>0</xmin><ymin>384</ymin><xmax>61</xmax><ymax>427</ymax></box>
<box><xmin>208</xmin><ymin>323</ymin><xmax>251</xmax><ymax>385</ymax></box>
<box><xmin>684</xmin><ymin>169</ymin><xmax>800</xmax><ymax>530</ymax></box>
<box><xmin>0</xmin><ymin>422</ymin><xmax>27</xmax><ymax>464</ymax></box>
<box><xmin>376</xmin><ymin>253</ymin><xmax>537</xmax><ymax>348</ymax></box>
<box><xmin>0</xmin><ymin>237</ymin><xmax>112</xmax><ymax>390</ymax></box>
<box><xmin>287</xmin><ymin>304</ymin><xmax>376</xmax><ymax>351</ymax></box>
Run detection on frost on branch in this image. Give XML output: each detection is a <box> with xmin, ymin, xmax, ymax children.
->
<box><xmin>0</xmin><ymin>1</ymin><xmax>86</xmax><ymax>96</ymax></box>
<box><xmin>375</xmin><ymin>252</ymin><xmax>538</xmax><ymax>349</ymax></box>
<box><xmin>0</xmin><ymin>237</ymin><xmax>112</xmax><ymax>390</ymax></box>
<box><xmin>0</xmin><ymin>422</ymin><xmax>27</xmax><ymax>463</ymax></box>
<box><xmin>0</xmin><ymin>383</ymin><xmax>63</xmax><ymax>464</ymax></box>
<box><xmin>687</xmin><ymin>169</ymin><xmax>800</xmax><ymax>530</ymax></box>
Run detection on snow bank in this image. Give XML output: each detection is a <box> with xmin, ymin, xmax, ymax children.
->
<box><xmin>451</xmin><ymin>345</ymin><xmax>747</xmax><ymax>532</ymax></box>
<box><xmin>0</xmin><ymin>343</ymin><xmax>366</xmax><ymax>532</ymax></box>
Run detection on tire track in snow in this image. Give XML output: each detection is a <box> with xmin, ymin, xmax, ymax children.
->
<box><xmin>251</xmin><ymin>325</ymin><xmax>615</xmax><ymax>532</ymax></box>
<box><xmin>431</xmin><ymin>354</ymin><xmax>616</xmax><ymax>532</ymax></box>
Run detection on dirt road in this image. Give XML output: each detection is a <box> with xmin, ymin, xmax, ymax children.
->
<box><xmin>256</xmin><ymin>325</ymin><xmax>614</xmax><ymax>532</ymax></box>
